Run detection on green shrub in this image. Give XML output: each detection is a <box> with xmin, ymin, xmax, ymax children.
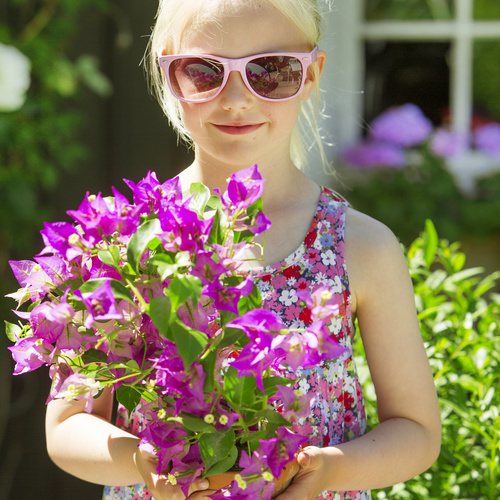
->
<box><xmin>355</xmin><ymin>220</ymin><xmax>500</xmax><ymax>499</ymax></box>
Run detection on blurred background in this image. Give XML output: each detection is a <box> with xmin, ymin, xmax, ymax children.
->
<box><xmin>1</xmin><ymin>0</ymin><xmax>499</xmax><ymax>499</ymax></box>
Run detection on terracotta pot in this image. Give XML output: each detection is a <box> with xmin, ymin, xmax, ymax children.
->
<box><xmin>207</xmin><ymin>459</ymin><xmax>300</xmax><ymax>497</ymax></box>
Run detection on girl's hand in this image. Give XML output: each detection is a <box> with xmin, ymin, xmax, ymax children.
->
<box><xmin>134</xmin><ymin>448</ymin><xmax>214</xmax><ymax>499</ymax></box>
<box><xmin>275</xmin><ymin>447</ymin><xmax>329</xmax><ymax>500</ymax></box>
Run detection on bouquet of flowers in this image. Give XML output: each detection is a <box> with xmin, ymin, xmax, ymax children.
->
<box><xmin>5</xmin><ymin>165</ymin><xmax>346</xmax><ymax>499</ymax></box>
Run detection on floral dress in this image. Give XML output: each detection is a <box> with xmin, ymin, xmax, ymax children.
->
<box><xmin>102</xmin><ymin>187</ymin><xmax>371</xmax><ymax>500</ymax></box>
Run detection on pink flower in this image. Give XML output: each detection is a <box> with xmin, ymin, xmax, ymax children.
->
<box><xmin>370</xmin><ymin>103</ymin><xmax>433</xmax><ymax>147</ymax></box>
<box><xmin>430</xmin><ymin>128</ymin><xmax>469</xmax><ymax>158</ymax></box>
<box><xmin>74</xmin><ymin>280</ymin><xmax>123</xmax><ymax>329</ymax></box>
<box><xmin>52</xmin><ymin>372</ymin><xmax>101</xmax><ymax>413</ymax></box>
<box><xmin>341</xmin><ymin>140</ymin><xmax>406</xmax><ymax>169</ymax></box>
<box><xmin>474</xmin><ymin>122</ymin><xmax>500</xmax><ymax>156</ymax></box>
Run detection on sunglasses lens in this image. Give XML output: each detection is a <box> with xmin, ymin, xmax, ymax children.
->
<box><xmin>246</xmin><ymin>56</ymin><xmax>303</xmax><ymax>99</ymax></box>
<box><xmin>169</xmin><ymin>57</ymin><xmax>224</xmax><ymax>101</ymax></box>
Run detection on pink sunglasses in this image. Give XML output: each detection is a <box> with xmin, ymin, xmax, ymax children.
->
<box><xmin>158</xmin><ymin>46</ymin><xmax>318</xmax><ymax>103</ymax></box>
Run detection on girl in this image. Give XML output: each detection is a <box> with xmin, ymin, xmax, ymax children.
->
<box><xmin>45</xmin><ymin>0</ymin><xmax>441</xmax><ymax>499</ymax></box>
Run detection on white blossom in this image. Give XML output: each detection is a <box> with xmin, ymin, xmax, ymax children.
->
<box><xmin>0</xmin><ymin>43</ymin><xmax>31</xmax><ymax>112</ymax></box>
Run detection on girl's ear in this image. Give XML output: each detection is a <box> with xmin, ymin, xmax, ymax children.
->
<box><xmin>301</xmin><ymin>50</ymin><xmax>326</xmax><ymax>101</ymax></box>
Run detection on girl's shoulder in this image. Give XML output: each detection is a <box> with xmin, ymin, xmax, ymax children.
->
<box><xmin>344</xmin><ymin>206</ymin><xmax>401</xmax><ymax>252</ymax></box>
<box><xmin>344</xmin><ymin>207</ymin><xmax>410</xmax><ymax>313</ymax></box>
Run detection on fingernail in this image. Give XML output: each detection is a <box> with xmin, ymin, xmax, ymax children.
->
<box><xmin>199</xmin><ymin>479</ymin><xmax>209</xmax><ymax>489</ymax></box>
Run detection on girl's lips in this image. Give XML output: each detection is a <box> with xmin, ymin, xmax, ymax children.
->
<box><xmin>212</xmin><ymin>123</ymin><xmax>264</xmax><ymax>135</ymax></box>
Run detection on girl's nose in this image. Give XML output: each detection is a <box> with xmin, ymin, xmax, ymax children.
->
<box><xmin>219</xmin><ymin>71</ymin><xmax>254</xmax><ymax>110</ymax></box>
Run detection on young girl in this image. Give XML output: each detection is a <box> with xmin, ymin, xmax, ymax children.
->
<box><xmin>45</xmin><ymin>0</ymin><xmax>441</xmax><ymax>499</ymax></box>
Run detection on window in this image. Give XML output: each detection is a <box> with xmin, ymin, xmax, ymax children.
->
<box><xmin>325</xmin><ymin>0</ymin><xmax>500</xmax><ymax>148</ymax></box>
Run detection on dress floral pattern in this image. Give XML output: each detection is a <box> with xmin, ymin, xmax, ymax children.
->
<box><xmin>103</xmin><ymin>187</ymin><xmax>371</xmax><ymax>500</ymax></box>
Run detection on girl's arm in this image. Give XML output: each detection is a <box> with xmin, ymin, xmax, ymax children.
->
<box><xmin>46</xmin><ymin>387</ymin><xmax>145</xmax><ymax>485</ymax></box>
<box><xmin>278</xmin><ymin>209</ymin><xmax>441</xmax><ymax>499</ymax></box>
<box><xmin>45</xmin><ymin>388</ymin><xmax>211</xmax><ymax>498</ymax></box>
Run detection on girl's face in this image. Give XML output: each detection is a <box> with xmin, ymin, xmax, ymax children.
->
<box><xmin>171</xmin><ymin>1</ymin><xmax>324</xmax><ymax>172</ymax></box>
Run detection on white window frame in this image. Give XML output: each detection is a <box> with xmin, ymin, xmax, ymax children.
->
<box><xmin>325</xmin><ymin>0</ymin><xmax>500</xmax><ymax>149</ymax></box>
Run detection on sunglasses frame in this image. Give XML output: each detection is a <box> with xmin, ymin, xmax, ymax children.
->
<box><xmin>158</xmin><ymin>46</ymin><xmax>319</xmax><ymax>103</ymax></box>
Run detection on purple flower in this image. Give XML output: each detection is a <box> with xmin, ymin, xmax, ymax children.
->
<box><xmin>177</xmin><ymin>299</ymin><xmax>210</xmax><ymax>333</ymax></box>
<box><xmin>34</xmin><ymin>255</ymin><xmax>70</xmax><ymax>288</ymax></box>
<box><xmin>53</xmin><ymin>373</ymin><xmax>101</xmax><ymax>413</ymax></box>
<box><xmin>283</xmin><ymin>321</ymin><xmax>347</xmax><ymax>371</ymax></box>
<box><xmin>229</xmin><ymin>333</ymin><xmax>287</xmax><ymax>392</ymax></box>
<box><xmin>275</xmin><ymin>385</ymin><xmax>314</xmax><ymax>420</ymax></box>
<box><xmin>108</xmin><ymin>187</ymin><xmax>144</xmax><ymax>236</ymax></box>
<box><xmin>341</xmin><ymin>140</ymin><xmax>407</xmax><ymax>169</ymax></box>
<box><xmin>29</xmin><ymin>296</ymin><xmax>76</xmax><ymax>345</ymax></box>
<box><xmin>474</xmin><ymin>123</ymin><xmax>500</xmax><ymax>156</ymax></box>
<box><xmin>226</xmin><ymin>308</ymin><xmax>287</xmax><ymax>339</ymax></box>
<box><xmin>124</xmin><ymin>172</ymin><xmax>182</xmax><ymax>215</ymax></box>
<box><xmin>8</xmin><ymin>337</ymin><xmax>53</xmax><ymax>375</ymax></box>
<box><xmin>296</xmin><ymin>286</ymin><xmax>340</xmax><ymax>323</ymax></box>
<box><xmin>370</xmin><ymin>103</ymin><xmax>433</xmax><ymax>147</ymax></box>
<box><xmin>191</xmin><ymin>251</ymin><xmax>228</xmax><ymax>284</ymax></box>
<box><xmin>204</xmin><ymin>276</ymin><xmax>253</xmax><ymax>315</ymax></box>
<box><xmin>139</xmin><ymin>418</ymin><xmax>188</xmax><ymax>473</ymax></box>
<box><xmin>430</xmin><ymin>128</ymin><xmax>470</xmax><ymax>158</ymax></box>
<box><xmin>248</xmin><ymin>211</ymin><xmax>272</xmax><ymax>236</ymax></box>
<box><xmin>153</xmin><ymin>349</ymin><xmax>211</xmax><ymax>415</ymax></box>
<box><xmin>66</xmin><ymin>192</ymin><xmax>110</xmax><ymax>242</ymax></box>
<box><xmin>258</xmin><ymin>427</ymin><xmax>308</xmax><ymax>478</ymax></box>
<box><xmin>221</xmin><ymin>164</ymin><xmax>265</xmax><ymax>210</ymax></box>
<box><xmin>8</xmin><ymin>260</ymin><xmax>54</xmax><ymax>303</ymax></box>
<box><xmin>159</xmin><ymin>202</ymin><xmax>213</xmax><ymax>254</ymax></box>
<box><xmin>211</xmin><ymin>241</ymin><xmax>250</xmax><ymax>272</ymax></box>
<box><xmin>73</xmin><ymin>280</ymin><xmax>123</xmax><ymax>329</ymax></box>
<box><xmin>227</xmin><ymin>310</ymin><xmax>290</xmax><ymax>390</ymax></box>
<box><xmin>40</xmin><ymin>221</ymin><xmax>88</xmax><ymax>261</ymax></box>
<box><xmin>231</xmin><ymin>450</ymin><xmax>275</xmax><ymax>499</ymax></box>
<box><xmin>169</xmin><ymin>444</ymin><xmax>204</xmax><ymax>497</ymax></box>
<box><xmin>86</xmin><ymin>255</ymin><xmax>122</xmax><ymax>281</ymax></box>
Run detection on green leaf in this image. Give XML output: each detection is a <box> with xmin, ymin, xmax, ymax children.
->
<box><xmin>116</xmin><ymin>385</ymin><xmax>141</xmax><ymax>414</ymax></box>
<box><xmin>168</xmin><ymin>275</ymin><xmax>202</xmax><ymax>311</ymax></box>
<box><xmin>203</xmin><ymin>445</ymin><xmax>238</xmax><ymax>478</ymax></box>
<box><xmin>76</xmin><ymin>54</ymin><xmax>113</xmax><ymax>97</ymax></box>
<box><xmin>223</xmin><ymin>367</ymin><xmax>256</xmax><ymax>406</ymax></box>
<box><xmin>218</xmin><ymin>327</ymin><xmax>244</xmax><ymax>349</ymax></box>
<box><xmin>177</xmin><ymin>414</ymin><xmax>217</xmax><ymax>433</ymax></box>
<box><xmin>98</xmin><ymin>249</ymin><xmax>118</xmax><ymax>269</ymax></box>
<box><xmin>206</xmin><ymin>194</ymin><xmax>222</xmax><ymax>211</ymax></box>
<box><xmin>127</xmin><ymin>218</ymin><xmax>161</xmax><ymax>273</ymax></box>
<box><xmin>188</xmin><ymin>182</ymin><xmax>211</xmax><ymax>215</ymax></box>
<box><xmin>262</xmin><ymin>376</ymin><xmax>294</xmax><ymax>396</ymax></box>
<box><xmin>237</xmin><ymin>284</ymin><xmax>262</xmax><ymax>315</ymax></box>
<box><xmin>171</xmin><ymin>322</ymin><xmax>208</xmax><ymax>369</ymax></box>
<box><xmin>199</xmin><ymin>429</ymin><xmax>235</xmax><ymax>472</ymax></box>
<box><xmin>149</xmin><ymin>254</ymin><xmax>177</xmax><ymax>280</ymax></box>
<box><xmin>423</xmin><ymin>219</ymin><xmax>438</xmax><ymax>268</ymax></box>
<box><xmin>207</xmin><ymin>208</ymin><xmax>224</xmax><ymax>245</ymax></box>
<box><xmin>79</xmin><ymin>278</ymin><xmax>134</xmax><ymax>304</ymax></box>
<box><xmin>81</xmin><ymin>348</ymin><xmax>108</xmax><ymax>364</ymax></box>
<box><xmin>200</xmin><ymin>350</ymin><xmax>217</xmax><ymax>393</ymax></box>
<box><xmin>254</xmin><ymin>408</ymin><xmax>290</xmax><ymax>427</ymax></box>
<box><xmin>149</xmin><ymin>296</ymin><xmax>173</xmax><ymax>336</ymax></box>
<box><xmin>5</xmin><ymin>321</ymin><xmax>21</xmax><ymax>342</ymax></box>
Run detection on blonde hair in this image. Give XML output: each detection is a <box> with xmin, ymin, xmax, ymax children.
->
<box><xmin>145</xmin><ymin>0</ymin><xmax>329</xmax><ymax>171</ymax></box>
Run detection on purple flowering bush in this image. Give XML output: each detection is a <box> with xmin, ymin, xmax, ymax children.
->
<box><xmin>340</xmin><ymin>103</ymin><xmax>500</xmax><ymax>242</ymax></box>
<box><xmin>5</xmin><ymin>164</ymin><xmax>347</xmax><ymax>499</ymax></box>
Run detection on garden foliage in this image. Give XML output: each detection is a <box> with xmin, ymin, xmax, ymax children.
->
<box><xmin>356</xmin><ymin>220</ymin><xmax>500</xmax><ymax>500</ymax></box>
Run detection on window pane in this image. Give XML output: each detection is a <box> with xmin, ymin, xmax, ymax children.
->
<box><xmin>365</xmin><ymin>0</ymin><xmax>454</xmax><ymax>20</ymax></box>
<box><xmin>364</xmin><ymin>42</ymin><xmax>450</xmax><ymax>126</ymax></box>
<box><xmin>474</xmin><ymin>0</ymin><xmax>500</xmax><ymax>20</ymax></box>
<box><xmin>474</xmin><ymin>40</ymin><xmax>500</xmax><ymax>122</ymax></box>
